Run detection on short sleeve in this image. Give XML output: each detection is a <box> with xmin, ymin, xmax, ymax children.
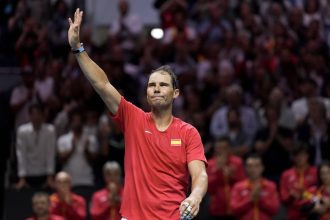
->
<box><xmin>57</xmin><ymin>135</ymin><xmax>72</xmax><ymax>153</ymax></box>
<box><xmin>110</xmin><ymin>96</ymin><xmax>144</xmax><ymax>133</ymax></box>
<box><xmin>186</xmin><ymin>127</ymin><xmax>207</xmax><ymax>166</ymax></box>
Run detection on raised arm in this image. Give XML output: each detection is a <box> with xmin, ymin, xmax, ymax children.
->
<box><xmin>68</xmin><ymin>9</ymin><xmax>121</xmax><ymax>114</ymax></box>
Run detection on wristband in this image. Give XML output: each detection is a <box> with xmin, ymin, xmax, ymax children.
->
<box><xmin>72</xmin><ymin>43</ymin><xmax>85</xmax><ymax>54</ymax></box>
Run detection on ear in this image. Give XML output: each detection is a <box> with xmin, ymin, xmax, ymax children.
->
<box><xmin>173</xmin><ymin>89</ymin><xmax>180</xmax><ymax>99</ymax></box>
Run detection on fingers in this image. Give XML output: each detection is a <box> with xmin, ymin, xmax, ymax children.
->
<box><xmin>180</xmin><ymin>201</ymin><xmax>199</xmax><ymax>219</ymax></box>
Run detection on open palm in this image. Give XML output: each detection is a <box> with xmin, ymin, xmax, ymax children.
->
<box><xmin>68</xmin><ymin>8</ymin><xmax>83</xmax><ymax>49</ymax></box>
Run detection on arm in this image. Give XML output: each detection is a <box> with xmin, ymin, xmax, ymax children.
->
<box><xmin>230</xmin><ymin>184</ymin><xmax>254</xmax><ymax>216</ymax></box>
<box><xmin>68</xmin><ymin>9</ymin><xmax>121</xmax><ymax>114</ymax></box>
<box><xmin>259</xmin><ymin>184</ymin><xmax>280</xmax><ymax>215</ymax></box>
<box><xmin>15</xmin><ymin>128</ymin><xmax>28</xmax><ymax>189</ymax></box>
<box><xmin>280</xmin><ymin>172</ymin><xmax>292</xmax><ymax>204</ymax></box>
<box><xmin>65</xmin><ymin>197</ymin><xmax>86</xmax><ymax>220</ymax></box>
<box><xmin>46</xmin><ymin>126</ymin><xmax>56</xmax><ymax>175</ymax></box>
<box><xmin>90</xmin><ymin>193</ymin><xmax>111</xmax><ymax>220</ymax></box>
<box><xmin>180</xmin><ymin>160</ymin><xmax>208</xmax><ymax>218</ymax></box>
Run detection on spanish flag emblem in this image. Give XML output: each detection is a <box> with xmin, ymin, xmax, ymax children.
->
<box><xmin>171</xmin><ymin>139</ymin><xmax>182</xmax><ymax>146</ymax></box>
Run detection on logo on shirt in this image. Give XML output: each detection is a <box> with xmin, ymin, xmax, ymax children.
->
<box><xmin>170</xmin><ymin>139</ymin><xmax>182</xmax><ymax>146</ymax></box>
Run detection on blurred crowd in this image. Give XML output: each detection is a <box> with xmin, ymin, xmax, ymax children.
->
<box><xmin>2</xmin><ymin>0</ymin><xmax>330</xmax><ymax>219</ymax></box>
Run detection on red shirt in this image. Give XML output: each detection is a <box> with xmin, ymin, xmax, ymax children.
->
<box><xmin>112</xmin><ymin>97</ymin><xmax>207</xmax><ymax>220</ymax></box>
<box><xmin>230</xmin><ymin>178</ymin><xmax>280</xmax><ymax>220</ymax></box>
<box><xmin>302</xmin><ymin>186</ymin><xmax>330</xmax><ymax>220</ymax></box>
<box><xmin>207</xmin><ymin>155</ymin><xmax>245</xmax><ymax>216</ymax></box>
<box><xmin>49</xmin><ymin>193</ymin><xmax>86</xmax><ymax>220</ymax></box>
<box><xmin>26</xmin><ymin>215</ymin><xmax>64</xmax><ymax>220</ymax></box>
<box><xmin>280</xmin><ymin>166</ymin><xmax>317</xmax><ymax>220</ymax></box>
<box><xmin>90</xmin><ymin>187</ymin><xmax>122</xmax><ymax>220</ymax></box>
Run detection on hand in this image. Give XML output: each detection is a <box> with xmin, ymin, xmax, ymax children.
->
<box><xmin>179</xmin><ymin>196</ymin><xmax>201</xmax><ymax>219</ymax></box>
<box><xmin>45</xmin><ymin>176</ymin><xmax>55</xmax><ymax>189</ymax></box>
<box><xmin>251</xmin><ymin>184</ymin><xmax>261</xmax><ymax>202</ymax></box>
<box><xmin>68</xmin><ymin>8</ymin><xmax>83</xmax><ymax>49</ymax></box>
<box><xmin>15</xmin><ymin>178</ymin><xmax>28</xmax><ymax>190</ymax></box>
<box><xmin>216</xmin><ymin>154</ymin><xmax>227</xmax><ymax>170</ymax></box>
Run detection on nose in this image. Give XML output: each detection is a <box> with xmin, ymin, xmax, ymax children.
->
<box><xmin>154</xmin><ymin>84</ymin><xmax>160</xmax><ymax>93</ymax></box>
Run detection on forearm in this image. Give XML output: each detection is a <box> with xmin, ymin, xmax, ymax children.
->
<box><xmin>190</xmin><ymin>171</ymin><xmax>208</xmax><ymax>202</ymax></box>
<box><xmin>75</xmin><ymin>52</ymin><xmax>109</xmax><ymax>90</ymax></box>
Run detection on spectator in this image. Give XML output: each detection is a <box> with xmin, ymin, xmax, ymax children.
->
<box><xmin>254</xmin><ymin>105</ymin><xmax>293</xmax><ymax>183</ymax></box>
<box><xmin>49</xmin><ymin>172</ymin><xmax>86</xmax><ymax>220</ymax></box>
<box><xmin>230</xmin><ymin>154</ymin><xmax>280</xmax><ymax>220</ymax></box>
<box><xmin>27</xmin><ymin>192</ymin><xmax>64</xmax><ymax>220</ymax></box>
<box><xmin>57</xmin><ymin>108</ymin><xmax>98</xmax><ymax>187</ymax></box>
<box><xmin>90</xmin><ymin>161</ymin><xmax>123</xmax><ymax>220</ymax></box>
<box><xmin>207</xmin><ymin>137</ymin><xmax>245</xmax><ymax>220</ymax></box>
<box><xmin>10</xmin><ymin>67</ymin><xmax>36</xmax><ymax>128</ymax></box>
<box><xmin>300</xmin><ymin>161</ymin><xmax>330</xmax><ymax>220</ymax></box>
<box><xmin>15</xmin><ymin>103</ymin><xmax>56</xmax><ymax>189</ymax></box>
<box><xmin>109</xmin><ymin>0</ymin><xmax>142</xmax><ymax>52</ymax></box>
<box><xmin>297</xmin><ymin>98</ymin><xmax>330</xmax><ymax>166</ymax></box>
<box><xmin>280</xmin><ymin>144</ymin><xmax>317</xmax><ymax>220</ymax></box>
<box><xmin>291</xmin><ymin>78</ymin><xmax>330</xmax><ymax>124</ymax></box>
<box><xmin>210</xmin><ymin>84</ymin><xmax>259</xmax><ymax>142</ymax></box>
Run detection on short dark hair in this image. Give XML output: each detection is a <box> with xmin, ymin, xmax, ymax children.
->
<box><xmin>150</xmin><ymin>65</ymin><xmax>179</xmax><ymax>90</ymax></box>
<box><xmin>28</xmin><ymin>102</ymin><xmax>45</xmax><ymax>114</ymax></box>
<box><xmin>32</xmin><ymin>191</ymin><xmax>49</xmax><ymax>201</ymax></box>
<box><xmin>291</xmin><ymin>142</ymin><xmax>309</xmax><ymax>157</ymax></box>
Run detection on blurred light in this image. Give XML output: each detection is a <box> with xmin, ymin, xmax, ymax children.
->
<box><xmin>151</xmin><ymin>28</ymin><xmax>164</xmax><ymax>39</ymax></box>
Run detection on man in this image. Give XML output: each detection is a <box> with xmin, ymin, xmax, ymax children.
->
<box><xmin>230</xmin><ymin>154</ymin><xmax>280</xmax><ymax>220</ymax></box>
<box><xmin>90</xmin><ymin>161</ymin><xmax>123</xmax><ymax>220</ymax></box>
<box><xmin>27</xmin><ymin>192</ymin><xmax>64</xmax><ymax>220</ymax></box>
<box><xmin>68</xmin><ymin>8</ymin><xmax>207</xmax><ymax>220</ymax></box>
<box><xmin>57</xmin><ymin>109</ymin><xmax>98</xmax><ymax>187</ymax></box>
<box><xmin>15</xmin><ymin>103</ymin><xmax>56</xmax><ymax>189</ymax></box>
<box><xmin>207</xmin><ymin>137</ymin><xmax>245</xmax><ymax>220</ymax></box>
<box><xmin>49</xmin><ymin>172</ymin><xmax>86</xmax><ymax>220</ymax></box>
<box><xmin>280</xmin><ymin>144</ymin><xmax>317</xmax><ymax>220</ymax></box>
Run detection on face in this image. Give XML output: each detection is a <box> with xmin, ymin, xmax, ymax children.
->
<box><xmin>71</xmin><ymin>114</ymin><xmax>83</xmax><ymax>132</ymax></box>
<box><xmin>246</xmin><ymin>158</ymin><xmax>264</xmax><ymax>180</ymax></box>
<box><xmin>147</xmin><ymin>71</ymin><xmax>179</xmax><ymax>110</ymax></box>
<box><xmin>30</xmin><ymin>108</ymin><xmax>44</xmax><ymax>125</ymax></box>
<box><xmin>104</xmin><ymin>168</ymin><xmax>121</xmax><ymax>184</ymax></box>
<box><xmin>214</xmin><ymin>140</ymin><xmax>230</xmax><ymax>156</ymax></box>
<box><xmin>32</xmin><ymin>195</ymin><xmax>49</xmax><ymax>217</ymax></box>
<box><xmin>320</xmin><ymin>165</ymin><xmax>330</xmax><ymax>185</ymax></box>
<box><xmin>55</xmin><ymin>174</ymin><xmax>71</xmax><ymax>194</ymax></box>
<box><xmin>293</xmin><ymin>152</ymin><xmax>309</xmax><ymax>167</ymax></box>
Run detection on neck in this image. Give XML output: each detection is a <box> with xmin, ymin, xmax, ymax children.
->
<box><xmin>296</xmin><ymin>164</ymin><xmax>308</xmax><ymax>171</ymax></box>
<box><xmin>32</xmin><ymin>123</ymin><xmax>41</xmax><ymax>131</ymax></box>
<box><xmin>249</xmin><ymin>177</ymin><xmax>261</xmax><ymax>184</ymax></box>
<box><xmin>151</xmin><ymin>108</ymin><xmax>173</xmax><ymax>132</ymax></box>
<box><xmin>36</xmin><ymin>214</ymin><xmax>48</xmax><ymax>220</ymax></box>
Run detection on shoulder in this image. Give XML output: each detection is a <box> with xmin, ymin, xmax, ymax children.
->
<box><xmin>229</xmin><ymin>155</ymin><xmax>243</xmax><ymax>165</ymax></box>
<box><xmin>233</xmin><ymin>179</ymin><xmax>249</xmax><ymax>189</ymax></box>
<box><xmin>58</xmin><ymin>132</ymin><xmax>72</xmax><ymax>142</ymax></box>
<box><xmin>262</xmin><ymin>178</ymin><xmax>277</xmax><ymax>189</ymax></box>
<box><xmin>17</xmin><ymin>123</ymin><xmax>33</xmax><ymax>133</ymax></box>
<box><xmin>72</xmin><ymin>193</ymin><xmax>86</xmax><ymax>202</ymax></box>
<box><xmin>49</xmin><ymin>193</ymin><xmax>59</xmax><ymax>203</ymax></box>
<box><xmin>51</xmin><ymin>215</ymin><xmax>65</xmax><ymax>220</ymax></box>
<box><xmin>282</xmin><ymin>168</ymin><xmax>294</xmax><ymax>177</ymax></box>
<box><xmin>93</xmin><ymin>188</ymin><xmax>107</xmax><ymax>197</ymax></box>
<box><xmin>173</xmin><ymin>118</ymin><xmax>198</xmax><ymax>133</ymax></box>
<box><xmin>43</xmin><ymin>124</ymin><xmax>55</xmax><ymax>132</ymax></box>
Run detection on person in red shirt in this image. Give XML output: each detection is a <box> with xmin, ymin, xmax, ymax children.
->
<box><xmin>280</xmin><ymin>144</ymin><xmax>317</xmax><ymax>220</ymax></box>
<box><xmin>90</xmin><ymin>161</ymin><xmax>123</xmax><ymax>220</ymax></box>
<box><xmin>300</xmin><ymin>161</ymin><xmax>330</xmax><ymax>220</ymax></box>
<box><xmin>27</xmin><ymin>192</ymin><xmax>64</xmax><ymax>220</ymax></box>
<box><xmin>49</xmin><ymin>172</ymin><xmax>86</xmax><ymax>220</ymax></box>
<box><xmin>67</xmin><ymin>9</ymin><xmax>208</xmax><ymax>220</ymax></box>
<box><xmin>230</xmin><ymin>154</ymin><xmax>280</xmax><ymax>220</ymax></box>
<box><xmin>207</xmin><ymin>137</ymin><xmax>245</xmax><ymax>220</ymax></box>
